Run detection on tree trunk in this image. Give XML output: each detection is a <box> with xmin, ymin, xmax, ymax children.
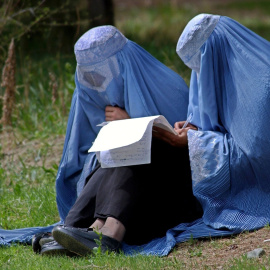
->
<box><xmin>88</xmin><ymin>0</ymin><xmax>114</xmax><ymax>27</ymax></box>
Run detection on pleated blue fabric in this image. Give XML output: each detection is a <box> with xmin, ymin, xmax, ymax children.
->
<box><xmin>177</xmin><ymin>13</ymin><xmax>270</xmax><ymax>231</ymax></box>
<box><xmin>0</xmin><ymin>26</ymin><xmax>189</xmax><ymax>249</ymax></box>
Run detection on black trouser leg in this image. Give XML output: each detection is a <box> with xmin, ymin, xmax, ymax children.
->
<box><xmin>64</xmin><ymin>138</ymin><xmax>202</xmax><ymax>245</ymax></box>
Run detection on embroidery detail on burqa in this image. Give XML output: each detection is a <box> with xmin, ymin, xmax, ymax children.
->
<box><xmin>76</xmin><ymin>56</ymin><xmax>120</xmax><ymax>92</ymax></box>
<box><xmin>189</xmin><ymin>131</ymin><xmax>210</xmax><ymax>185</ymax></box>
<box><xmin>75</xmin><ymin>26</ymin><xmax>127</xmax><ymax>65</ymax></box>
<box><xmin>176</xmin><ymin>14</ymin><xmax>220</xmax><ymax>72</ymax></box>
<box><xmin>189</xmin><ymin>131</ymin><xmax>223</xmax><ymax>186</ymax></box>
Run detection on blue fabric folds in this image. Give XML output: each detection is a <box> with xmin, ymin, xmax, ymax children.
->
<box><xmin>186</xmin><ymin>15</ymin><xmax>270</xmax><ymax>230</ymax></box>
<box><xmin>0</xmin><ymin>225</ymin><xmax>57</xmax><ymax>246</ymax></box>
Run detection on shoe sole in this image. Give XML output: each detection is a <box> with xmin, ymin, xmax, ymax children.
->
<box><xmin>41</xmin><ymin>246</ymin><xmax>76</xmax><ymax>257</ymax></box>
<box><xmin>52</xmin><ymin>227</ymin><xmax>98</xmax><ymax>256</ymax></box>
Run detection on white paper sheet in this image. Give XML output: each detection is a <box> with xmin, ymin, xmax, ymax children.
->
<box><xmin>97</xmin><ymin>122</ymin><xmax>153</xmax><ymax>167</ymax></box>
<box><xmin>89</xmin><ymin>115</ymin><xmax>177</xmax><ymax>167</ymax></box>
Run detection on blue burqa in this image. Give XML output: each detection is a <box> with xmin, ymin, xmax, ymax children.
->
<box><xmin>0</xmin><ymin>26</ymin><xmax>190</xmax><ymax>251</ymax></box>
<box><xmin>56</xmin><ymin>26</ymin><xmax>189</xmax><ymax>221</ymax></box>
<box><xmin>124</xmin><ymin>13</ymin><xmax>270</xmax><ymax>256</ymax></box>
<box><xmin>177</xmin><ymin>13</ymin><xmax>270</xmax><ymax>231</ymax></box>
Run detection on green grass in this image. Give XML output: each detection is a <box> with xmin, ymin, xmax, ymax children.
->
<box><xmin>0</xmin><ymin>246</ymin><xmax>186</xmax><ymax>270</ymax></box>
<box><xmin>1</xmin><ymin>1</ymin><xmax>270</xmax><ymax>269</ymax></box>
<box><xmin>228</xmin><ymin>256</ymin><xmax>270</xmax><ymax>270</ymax></box>
<box><xmin>12</xmin><ymin>55</ymin><xmax>75</xmax><ymax>139</ymax></box>
<box><xmin>0</xmin><ymin>165</ymin><xmax>58</xmax><ymax>229</ymax></box>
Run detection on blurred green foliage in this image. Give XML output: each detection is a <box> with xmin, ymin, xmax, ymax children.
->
<box><xmin>0</xmin><ymin>0</ymin><xmax>114</xmax><ymax>135</ymax></box>
<box><xmin>1</xmin><ymin>1</ymin><xmax>80</xmax><ymax>62</ymax></box>
<box><xmin>0</xmin><ymin>0</ymin><xmax>114</xmax><ymax>69</ymax></box>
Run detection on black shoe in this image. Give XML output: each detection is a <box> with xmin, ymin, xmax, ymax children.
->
<box><xmin>39</xmin><ymin>235</ymin><xmax>54</xmax><ymax>247</ymax></box>
<box><xmin>40</xmin><ymin>240</ymin><xmax>76</xmax><ymax>257</ymax></box>
<box><xmin>52</xmin><ymin>225</ymin><xmax>122</xmax><ymax>256</ymax></box>
<box><xmin>32</xmin><ymin>232</ymin><xmax>54</xmax><ymax>253</ymax></box>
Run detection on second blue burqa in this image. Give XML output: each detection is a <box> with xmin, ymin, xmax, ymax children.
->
<box><xmin>177</xmin><ymin>14</ymin><xmax>270</xmax><ymax>231</ymax></box>
<box><xmin>124</xmin><ymin>13</ymin><xmax>270</xmax><ymax>256</ymax></box>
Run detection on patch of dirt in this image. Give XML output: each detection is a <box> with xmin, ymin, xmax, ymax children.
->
<box><xmin>171</xmin><ymin>227</ymin><xmax>270</xmax><ymax>269</ymax></box>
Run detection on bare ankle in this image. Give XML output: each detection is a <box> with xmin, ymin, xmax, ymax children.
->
<box><xmin>90</xmin><ymin>218</ymin><xmax>105</xmax><ymax>231</ymax></box>
<box><xmin>99</xmin><ymin>217</ymin><xmax>126</xmax><ymax>242</ymax></box>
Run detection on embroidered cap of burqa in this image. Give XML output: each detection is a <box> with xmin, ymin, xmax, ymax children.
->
<box><xmin>56</xmin><ymin>26</ymin><xmax>189</xmax><ymax>221</ymax></box>
<box><xmin>177</xmin><ymin>14</ymin><xmax>270</xmax><ymax>230</ymax></box>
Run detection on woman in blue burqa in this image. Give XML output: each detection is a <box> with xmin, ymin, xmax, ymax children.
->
<box><xmin>0</xmin><ymin>25</ymin><xmax>203</xmax><ymax>254</ymax></box>
<box><xmin>142</xmin><ymin>13</ymin><xmax>270</xmax><ymax>256</ymax></box>
<box><xmin>55</xmin><ymin>25</ymin><xmax>191</xmax><ymax>221</ymax></box>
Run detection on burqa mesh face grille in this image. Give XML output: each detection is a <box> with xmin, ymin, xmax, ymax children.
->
<box><xmin>76</xmin><ymin>56</ymin><xmax>120</xmax><ymax>92</ymax></box>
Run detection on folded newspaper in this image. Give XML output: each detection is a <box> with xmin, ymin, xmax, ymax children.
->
<box><xmin>88</xmin><ymin>115</ymin><xmax>177</xmax><ymax>168</ymax></box>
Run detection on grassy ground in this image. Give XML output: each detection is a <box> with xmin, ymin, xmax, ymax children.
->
<box><xmin>1</xmin><ymin>0</ymin><xmax>270</xmax><ymax>269</ymax></box>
